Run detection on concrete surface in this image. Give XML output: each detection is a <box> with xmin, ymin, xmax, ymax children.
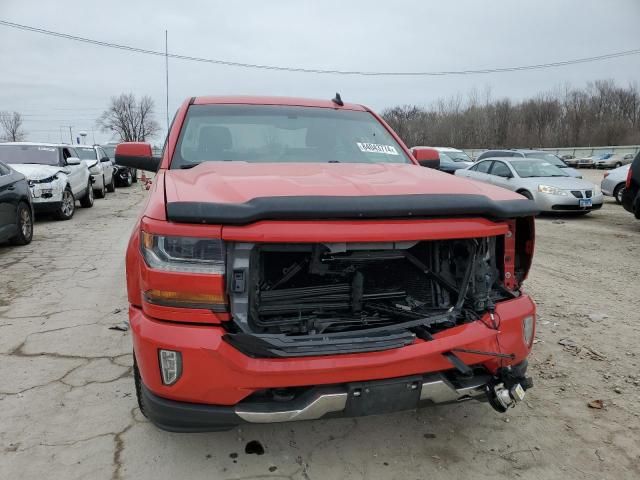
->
<box><xmin>1</xmin><ymin>169</ymin><xmax>639</xmax><ymax>479</ymax></box>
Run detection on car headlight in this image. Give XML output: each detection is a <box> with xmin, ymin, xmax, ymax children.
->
<box><xmin>538</xmin><ymin>185</ymin><xmax>568</xmax><ymax>196</ymax></box>
<box><xmin>29</xmin><ymin>174</ymin><xmax>58</xmax><ymax>186</ymax></box>
<box><xmin>141</xmin><ymin>232</ymin><xmax>225</xmax><ymax>274</ymax></box>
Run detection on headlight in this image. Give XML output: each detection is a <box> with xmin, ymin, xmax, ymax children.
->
<box><xmin>29</xmin><ymin>174</ymin><xmax>58</xmax><ymax>185</ymax></box>
<box><xmin>141</xmin><ymin>232</ymin><xmax>224</xmax><ymax>274</ymax></box>
<box><xmin>523</xmin><ymin>315</ymin><xmax>535</xmax><ymax>347</ymax></box>
<box><xmin>538</xmin><ymin>185</ymin><xmax>568</xmax><ymax>196</ymax></box>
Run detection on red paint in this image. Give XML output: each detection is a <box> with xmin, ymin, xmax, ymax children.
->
<box><xmin>504</xmin><ymin>220</ymin><xmax>516</xmax><ymax>290</ymax></box>
<box><xmin>222</xmin><ymin>218</ymin><xmax>508</xmax><ymax>243</ymax></box>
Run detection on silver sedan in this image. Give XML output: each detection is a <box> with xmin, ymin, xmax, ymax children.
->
<box><xmin>455</xmin><ymin>157</ymin><xmax>604</xmax><ymax>214</ymax></box>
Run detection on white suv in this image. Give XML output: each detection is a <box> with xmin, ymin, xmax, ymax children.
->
<box><xmin>74</xmin><ymin>145</ymin><xmax>116</xmax><ymax>198</ymax></box>
<box><xmin>0</xmin><ymin>143</ymin><xmax>94</xmax><ymax>220</ymax></box>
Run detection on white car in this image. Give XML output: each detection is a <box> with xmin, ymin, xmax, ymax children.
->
<box><xmin>74</xmin><ymin>145</ymin><xmax>116</xmax><ymax>198</ymax></box>
<box><xmin>0</xmin><ymin>142</ymin><xmax>94</xmax><ymax>220</ymax></box>
<box><xmin>601</xmin><ymin>164</ymin><xmax>631</xmax><ymax>204</ymax></box>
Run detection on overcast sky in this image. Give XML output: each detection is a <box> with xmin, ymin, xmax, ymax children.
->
<box><xmin>1</xmin><ymin>0</ymin><xmax>639</xmax><ymax>144</ymax></box>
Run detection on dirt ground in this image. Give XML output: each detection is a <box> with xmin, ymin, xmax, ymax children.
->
<box><xmin>1</xmin><ymin>169</ymin><xmax>639</xmax><ymax>480</ymax></box>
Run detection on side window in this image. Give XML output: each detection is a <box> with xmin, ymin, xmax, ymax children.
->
<box><xmin>492</xmin><ymin>151</ymin><xmax>513</xmax><ymax>158</ymax></box>
<box><xmin>490</xmin><ymin>161</ymin><xmax>512</xmax><ymax>177</ymax></box>
<box><xmin>475</xmin><ymin>161</ymin><xmax>493</xmax><ymax>173</ymax></box>
<box><xmin>0</xmin><ymin>163</ymin><xmax>9</xmax><ymax>175</ymax></box>
<box><xmin>62</xmin><ymin>148</ymin><xmax>72</xmax><ymax>160</ymax></box>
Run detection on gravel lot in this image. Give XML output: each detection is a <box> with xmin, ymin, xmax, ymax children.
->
<box><xmin>1</xmin><ymin>169</ymin><xmax>639</xmax><ymax>480</ymax></box>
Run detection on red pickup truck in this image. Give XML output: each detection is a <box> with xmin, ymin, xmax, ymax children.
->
<box><xmin>116</xmin><ymin>95</ymin><xmax>538</xmax><ymax>432</ymax></box>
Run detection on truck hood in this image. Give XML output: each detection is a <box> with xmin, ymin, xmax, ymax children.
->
<box><xmin>165</xmin><ymin>162</ymin><xmax>521</xmax><ymax>203</ymax></box>
<box><xmin>164</xmin><ymin>162</ymin><xmax>538</xmax><ymax>224</ymax></box>
<box><xmin>8</xmin><ymin>164</ymin><xmax>65</xmax><ymax>180</ymax></box>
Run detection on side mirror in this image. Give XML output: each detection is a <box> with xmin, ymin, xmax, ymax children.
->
<box><xmin>66</xmin><ymin>156</ymin><xmax>81</xmax><ymax>166</ymax></box>
<box><xmin>115</xmin><ymin>142</ymin><xmax>160</xmax><ymax>172</ymax></box>
<box><xmin>412</xmin><ymin>147</ymin><xmax>441</xmax><ymax>170</ymax></box>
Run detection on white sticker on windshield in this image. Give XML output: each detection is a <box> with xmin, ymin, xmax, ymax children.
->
<box><xmin>357</xmin><ymin>143</ymin><xmax>399</xmax><ymax>155</ymax></box>
<box><xmin>38</xmin><ymin>147</ymin><xmax>56</xmax><ymax>151</ymax></box>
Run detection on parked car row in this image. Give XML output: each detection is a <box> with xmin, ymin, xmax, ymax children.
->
<box><xmin>564</xmin><ymin>152</ymin><xmax>634</xmax><ymax>169</ymax></box>
<box><xmin>0</xmin><ymin>141</ymin><xmax>137</xmax><ymax>246</ymax></box>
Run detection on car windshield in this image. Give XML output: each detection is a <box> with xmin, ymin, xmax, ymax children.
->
<box><xmin>524</xmin><ymin>152</ymin><xmax>566</xmax><ymax>167</ymax></box>
<box><xmin>511</xmin><ymin>160</ymin><xmax>569</xmax><ymax>178</ymax></box>
<box><xmin>443</xmin><ymin>151</ymin><xmax>472</xmax><ymax>162</ymax></box>
<box><xmin>0</xmin><ymin>144</ymin><xmax>58</xmax><ymax>165</ymax></box>
<box><xmin>101</xmin><ymin>145</ymin><xmax>116</xmax><ymax>159</ymax></box>
<box><xmin>74</xmin><ymin>147</ymin><xmax>97</xmax><ymax>160</ymax></box>
<box><xmin>172</xmin><ymin>104</ymin><xmax>412</xmax><ymax>168</ymax></box>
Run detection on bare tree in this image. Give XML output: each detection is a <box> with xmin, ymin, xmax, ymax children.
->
<box><xmin>0</xmin><ymin>111</ymin><xmax>26</xmax><ymax>142</ymax></box>
<box><xmin>381</xmin><ymin>79</ymin><xmax>640</xmax><ymax>149</ymax></box>
<box><xmin>97</xmin><ymin>93</ymin><xmax>160</xmax><ymax>141</ymax></box>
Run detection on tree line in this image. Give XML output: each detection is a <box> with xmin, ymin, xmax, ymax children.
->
<box><xmin>382</xmin><ymin>80</ymin><xmax>640</xmax><ymax>149</ymax></box>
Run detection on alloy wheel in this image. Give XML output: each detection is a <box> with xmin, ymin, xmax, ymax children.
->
<box><xmin>20</xmin><ymin>207</ymin><xmax>32</xmax><ymax>240</ymax></box>
<box><xmin>62</xmin><ymin>190</ymin><xmax>74</xmax><ymax>216</ymax></box>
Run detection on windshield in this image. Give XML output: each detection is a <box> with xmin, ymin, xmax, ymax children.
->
<box><xmin>172</xmin><ymin>105</ymin><xmax>412</xmax><ymax>168</ymax></box>
<box><xmin>524</xmin><ymin>152</ymin><xmax>567</xmax><ymax>167</ymax></box>
<box><xmin>101</xmin><ymin>145</ymin><xmax>116</xmax><ymax>159</ymax></box>
<box><xmin>443</xmin><ymin>150</ymin><xmax>472</xmax><ymax>162</ymax></box>
<box><xmin>511</xmin><ymin>160</ymin><xmax>569</xmax><ymax>178</ymax></box>
<box><xmin>74</xmin><ymin>147</ymin><xmax>97</xmax><ymax>160</ymax></box>
<box><xmin>0</xmin><ymin>145</ymin><xmax>59</xmax><ymax>165</ymax></box>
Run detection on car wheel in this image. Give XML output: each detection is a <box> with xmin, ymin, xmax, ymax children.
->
<box><xmin>95</xmin><ymin>175</ymin><xmax>106</xmax><ymax>198</ymax></box>
<box><xmin>615</xmin><ymin>162</ymin><xmax>622</xmax><ymax>168</ymax></box>
<box><xmin>131</xmin><ymin>168</ymin><xmax>138</xmax><ymax>183</ymax></box>
<box><xmin>518</xmin><ymin>190</ymin><xmax>534</xmax><ymax>200</ymax></box>
<box><xmin>54</xmin><ymin>186</ymin><xmax>75</xmax><ymax>220</ymax></box>
<box><xmin>124</xmin><ymin>170</ymin><xmax>133</xmax><ymax>187</ymax></box>
<box><xmin>133</xmin><ymin>356</ymin><xmax>148</xmax><ymax>418</ymax></box>
<box><xmin>9</xmin><ymin>202</ymin><xmax>34</xmax><ymax>245</ymax></box>
<box><xmin>613</xmin><ymin>184</ymin><xmax>625</xmax><ymax>205</ymax></box>
<box><xmin>106</xmin><ymin>173</ymin><xmax>116</xmax><ymax>193</ymax></box>
<box><xmin>80</xmin><ymin>181</ymin><xmax>94</xmax><ymax>208</ymax></box>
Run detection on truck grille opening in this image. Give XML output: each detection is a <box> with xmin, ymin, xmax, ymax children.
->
<box><xmin>227</xmin><ymin>237</ymin><xmax>508</xmax><ymax>338</ymax></box>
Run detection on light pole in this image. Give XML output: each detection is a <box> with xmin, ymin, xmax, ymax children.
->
<box><xmin>79</xmin><ymin>131</ymin><xmax>87</xmax><ymax>145</ymax></box>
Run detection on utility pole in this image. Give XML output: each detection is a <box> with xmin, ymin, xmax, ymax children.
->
<box><xmin>165</xmin><ymin>30</ymin><xmax>169</xmax><ymax>135</ymax></box>
<box><xmin>60</xmin><ymin>125</ymin><xmax>73</xmax><ymax>144</ymax></box>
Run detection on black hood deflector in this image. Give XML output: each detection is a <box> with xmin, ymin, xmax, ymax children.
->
<box><xmin>166</xmin><ymin>194</ymin><xmax>539</xmax><ymax>225</ymax></box>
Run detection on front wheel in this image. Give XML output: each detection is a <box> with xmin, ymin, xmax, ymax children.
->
<box><xmin>615</xmin><ymin>162</ymin><xmax>622</xmax><ymax>168</ymax></box>
<box><xmin>54</xmin><ymin>187</ymin><xmax>75</xmax><ymax>220</ymax></box>
<box><xmin>614</xmin><ymin>184</ymin><xmax>625</xmax><ymax>205</ymax></box>
<box><xmin>10</xmin><ymin>202</ymin><xmax>34</xmax><ymax>245</ymax></box>
<box><xmin>80</xmin><ymin>181</ymin><xmax>94</xmax><ymax>208</ymax></box>
<box><xmin>95</xmin><ymin>175</ymin><xmax>106</xmax><ymax>198</ymax></box>
<box><xmin>106</xmin><ymin>173</ymin><xmax>116</xmax><ymax>193</ymax></box>
<box><xmin>133</xmin><ymin>356</ymin><xmax>148</xmax><ymax>418</ymax></box>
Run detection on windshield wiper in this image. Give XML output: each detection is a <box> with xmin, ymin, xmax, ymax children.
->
<box><xmin>180</xmin><ymin>163</ymin><xmax>201</xmax><ymax>169</ymax></box>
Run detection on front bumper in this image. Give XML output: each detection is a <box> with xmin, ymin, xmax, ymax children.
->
<box><xmin>131</xmin><ymin>295</ymin><xmax>535</xmax><ymax>419</ymax></box>
<box><xmin>140</xmin><ymin>368</ymin><xmax>507</xmax><ymax>432</ymax></box>
<box><xmin>534</xmin><ymin>191</ymin><xmax>604</xmax><ymax>212</ymax></box>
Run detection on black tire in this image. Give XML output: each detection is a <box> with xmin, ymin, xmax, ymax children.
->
<box><xmin>95</xmin><ymin>175</ymin><xmax>106</xmax><ymax>199</ymax></box>
<box><xmin>613</xmin><ymin>184</ymin><xmax>625</xmax><ymax>205</ymax></box>
<box><xmin>518</xmin><ymin>190</ymin><xmax>534</xmax><ymax>200</ymax></box>
<box><xmin>106</xmin><ymin>173</ymin><xmax>116</xmax><ymax>193</ymax></box>
<box><xmin>133</xmin><ymin>356</ymin><xmax>148</xmax><ymax>418</ymax></box>
<box><xmin>9</xmin><ymin>202</ymin><xmax>33</xmax><ymax>245</ymax></box>
<box><xmin>54</xmin><ymin>186</ymin><xmax>75</xmax><ymax>220</ymax></box>
<box><xmin>131</xmin><ymin>168</ymin><xmax>138</xmax><ymax>183</ymax></box>
<box><xmin>80</xmin><ymin>181</ymin><xmax>94</xmax><ymax>208</ymax></box>
<box><xmin>615</xmin><ymin>162</ymin><xmax>622</xmax><ymax>168</ymax></box>
<box><xmin>121</xmin><ymin>169</ymin><xmax>133</xmax><ymax>187</ymax></box>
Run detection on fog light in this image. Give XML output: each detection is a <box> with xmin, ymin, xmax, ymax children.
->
<box><xmin>523</xmin><ymin>315</ymin><xmax>535</xmax><ymax>347</ymax></box>
<box><xmin>159</xmin><ymin>349</ymin><xmax>182</xmax><ymax>385</ymax></box>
